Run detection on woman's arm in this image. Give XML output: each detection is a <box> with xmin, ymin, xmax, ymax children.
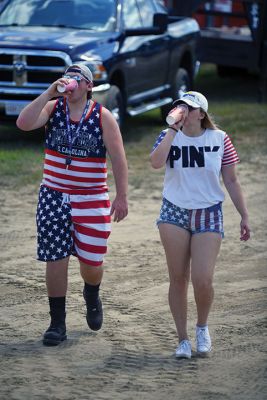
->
<box><xmin>101</xmin><ymin>107</ymin><xmax>128</xmax><ymax>223</ymax></box>
<box><xmin>221</xmin><ymin>164</ymin><xmax>250</xmax><ymax>241</ymax></box>
<box><xmin>150</xmin><ymin>127</ymin><xmax>177</xmax><ymax>169</ymax></box>
<box><xmin>150</xmin><ymin>113</ymin><xmax>185</xmax><ymax>169</ymax></box>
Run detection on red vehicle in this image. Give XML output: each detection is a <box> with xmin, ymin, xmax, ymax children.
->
<box><xmin>169</xmin><ymin>0</ymin><xmax>267</xmax><ymax>100</ymax></box>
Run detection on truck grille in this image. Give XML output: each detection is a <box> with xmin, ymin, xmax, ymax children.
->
<box><xmin>0</xmin><ymin>49</ymin><xmax>72</xmax><ymax>89</ymax></box>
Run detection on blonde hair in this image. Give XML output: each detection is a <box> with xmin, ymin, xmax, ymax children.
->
<box><xmin>201</xmin><ymin>110</ymin><xmax>219</xmax><ymax>130</ymax></box>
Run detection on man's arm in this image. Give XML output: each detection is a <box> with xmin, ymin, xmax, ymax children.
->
<box><xmin>101</xmin><ymin>107</ymin><xmax>128</xmax><ymax>222</ymax></box>
<box><xmin>16</xmin><ymin>77</ymin><xmax>69</xmax><ymax>131</ymax></box>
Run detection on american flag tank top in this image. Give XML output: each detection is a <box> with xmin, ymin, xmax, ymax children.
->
<box><xmin>42</xmin><ymin>98</ymin><xmax>108</xmax><ymax>195</ymax></box>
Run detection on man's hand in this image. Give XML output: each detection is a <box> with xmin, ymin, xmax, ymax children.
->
<box><xmin>240</xmin><ymin>216</ymin><xmax>250</xmax><ymax>241</ymax></box>
<box><xmin>46</xmin><ymin>77</ymin><xmax>72</xmax><ymax>99</ymax></box>
<box><xmin>110</xmin><ymin>195</ymin><xmax>128</xmax><ymax>222</ymax></box>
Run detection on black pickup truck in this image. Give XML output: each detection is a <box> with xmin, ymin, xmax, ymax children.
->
<box><xmin>0</xmin><ymin>0</ymin><xmax>200</xmax><ymax>126</ymax></box>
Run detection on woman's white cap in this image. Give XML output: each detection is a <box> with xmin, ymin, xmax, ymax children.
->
<box><xmin>173</xmin><ymin>91</ymin><xmax>208</xmax><ymax>112</ymax></box>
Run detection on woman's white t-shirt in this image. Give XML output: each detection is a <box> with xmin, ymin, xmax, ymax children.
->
<box><xmin>152</xmin><ymin>129</ymin><xmax>239</xmax><ymax>209</ymax></box>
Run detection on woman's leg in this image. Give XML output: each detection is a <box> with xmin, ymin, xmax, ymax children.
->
<box><xmin>190</xmin><ymin>232</ymin><xmax>222</xmax><ymax>326</ymax></box>
<box><xmin>159</xmin><ymin>223</ymin><xmax>191</xmax><ymax>341</ymax></box>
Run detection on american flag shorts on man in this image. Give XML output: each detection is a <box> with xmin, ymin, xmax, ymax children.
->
<box><xmin>36</xmin><ymin>185</ymin><xmax>111</xmax><ymax>266</ymax></box>
<box><xmin>157</xmin><ymin>197</ymin><xmax>224</xmax><ymax>237</ymax></box>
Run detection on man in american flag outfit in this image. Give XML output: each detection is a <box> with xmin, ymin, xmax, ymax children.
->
<box><xmin>17</xmin><ymin>64</ymin><xmax>128</xmax><ymax>346</ymax></box>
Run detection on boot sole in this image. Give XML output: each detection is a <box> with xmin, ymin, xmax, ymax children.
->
<box><xmin>84</xmin><ymin>297</ymin><xmax>103</xmax><ymax>331</ymax></box>
<box><xmin>86</xmin><ymin>317</ymin><xmax>102</xmax><ymax>331</ymax></box>
<box><xmin>43</xmin><ymin>335</ymin><xmax>67</xmax><ymax>346</ymax></box>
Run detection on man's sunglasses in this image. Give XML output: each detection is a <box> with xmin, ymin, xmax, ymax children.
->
<box><xmin>62</xmin><ymin>74</ymin><xmax>89</xmax><ymax>83</ymax></box>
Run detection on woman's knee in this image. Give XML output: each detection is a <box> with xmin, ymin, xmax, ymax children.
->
<box><xmin>192</xmin><ymin>277</ymin><xmax>213</xmax><ymax>294</ymax></box>
<box><xmin>170</xmin><ymin>272</ymin><xmax>190</xmax><ymax>288</ymax></box>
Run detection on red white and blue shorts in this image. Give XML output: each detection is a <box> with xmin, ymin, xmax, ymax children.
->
<box><xmin>36</xmin><ymin>185</ymin><xmax>111</xmax><ymax>266</ymax></box>
<box><xmin>157</xmin><ymin>197</ymin><xmax>224</xmax><ymax>237</ymax></box>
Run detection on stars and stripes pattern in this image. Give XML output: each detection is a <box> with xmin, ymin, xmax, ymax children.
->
<box><xmin>43</xmin><ymin>99</ymin><xmax>108</xmax><ymax>195</ymax></box>
<box><xmin>152</xmin><ymin>130</ymin><xmax>166</xmax><ymax>151</ymax></box>
<box><xmin>36</xmin><ymin>185</ymin><xmax>111</xmax><ymax>266</ymax></box>
<box><xmin>189</xmin><ymin>203</ymin><xmax>223</xmax><ymax>235</ymax></box>
<box><xmin>158</xmin><ymin>197</ymin><xmax>189</xmax><ymax>227</ymax></box>
<box><xmin>158</xmin><ymin>197</ymin><xmax>223</xmax><ymax>236</ymax></box>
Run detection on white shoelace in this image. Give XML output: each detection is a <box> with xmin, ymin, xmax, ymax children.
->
<box><xmin>196</xmin><ymin>328</ymin><xmax>211</xmax><ymax>350</ymax></box>
<box><xmin>180</xmin><ymin>341</ymin><xmax>189</xmax><ymax>351</ymax></box>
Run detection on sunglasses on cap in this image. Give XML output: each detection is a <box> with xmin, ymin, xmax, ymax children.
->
<box><xmin>62</xmin><ymin>74</ymin><xmax>89</xmax><ymax>83</ymax></box>
<box><xmin>64</xmin><ymin>66</ymin><xmax>92</xmax><ymax>81</ymax></box>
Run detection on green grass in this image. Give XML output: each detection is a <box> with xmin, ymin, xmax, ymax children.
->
<box><xmin>0</xmin><ymin>129</ymin><xmax>44</xmax><ymax>187</ymax></box>
<box><xmin>1</xmin><ymin>64</ymin><xmax>266</xmax><ymax>190</ymax></box>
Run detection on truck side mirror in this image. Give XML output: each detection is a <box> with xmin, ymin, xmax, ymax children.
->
<box><xmin>153</xmin><ymin>13</ymin><xmax>168</xmax><ymax>33</ymax></box>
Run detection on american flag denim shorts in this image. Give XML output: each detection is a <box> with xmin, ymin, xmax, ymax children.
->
<box><xmin>157</xmin><ymin>197</ymin><xmax>224</xmax><ymax>237</ymax></box>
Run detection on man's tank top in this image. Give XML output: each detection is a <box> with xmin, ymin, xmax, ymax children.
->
<box><xmin>42</xmin><ymin>98</ymin><xmax>108</xmax><ymax>195</ymax></box>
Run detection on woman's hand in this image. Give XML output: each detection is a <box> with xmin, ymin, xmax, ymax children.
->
<box><xmin>167</xmin><ymin>105</ymin><xmax>188</xmax><ymax>131</ymax></box>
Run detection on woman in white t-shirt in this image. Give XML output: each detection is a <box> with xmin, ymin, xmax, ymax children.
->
<box><xmin>150</xmin><ymin>91</ymin><xmax>250</xmax><ymax>359</ymax></box>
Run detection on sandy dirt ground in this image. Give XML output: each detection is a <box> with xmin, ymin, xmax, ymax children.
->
<box><xmin>0</xmin><ymin>157</ymin><xmax>266</xmax><ymax>400</ymax></box>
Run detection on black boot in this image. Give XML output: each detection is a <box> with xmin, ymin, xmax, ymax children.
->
<box><xmin>43</xmin><ymin>311</ymin><xmax>67</xmax><ymax>346</ymax></box>
<box><xmin>83</xmin><ymin>283</ymin><xmax>103</xmax><ymax>331</ymax></box>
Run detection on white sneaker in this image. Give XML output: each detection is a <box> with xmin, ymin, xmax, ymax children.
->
<box><xmin>196</xmin><ymin>326</ymin><xmax>212</xmax><ymax>354</ymax></box>
<box><xmin>175</xmin><ymin>340</ymin><xmax>192</xmax><ymax>359</ymax></box>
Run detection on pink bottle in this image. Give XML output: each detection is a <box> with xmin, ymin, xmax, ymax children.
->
<box><xmin>166</xmin><ymin>104</ymin><xmax>189</xmax><ymax>125</ymax></box>
<box><xmin>57</xmin><ymin>79</ymin><xmax>78</xmax><ymax>93</ymax></box>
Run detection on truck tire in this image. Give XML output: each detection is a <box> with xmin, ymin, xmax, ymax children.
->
<box><xmin>161</xmin><ymin>67</ymin><xmax>190</xmax><ymax>122</ymax></box>
<box><xmin>105</xmin><ymin>85</ymin><xmax>124</xmax><ymax>127</ymax></box>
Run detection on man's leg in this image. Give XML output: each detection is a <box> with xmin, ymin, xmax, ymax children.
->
<box><xmin>80</xmin><ymin>262</ymin><xmax>104</xmax><ymax>331</ymax></box>
<box><xmin>70</xmin><ymin>189</ymin><xmax>111</xmax><ymax>331</ymax></box>
<box><xmin>43</xmin><ymin>257</ymin><xmax>69</xmax><ymax>346</ymax></box>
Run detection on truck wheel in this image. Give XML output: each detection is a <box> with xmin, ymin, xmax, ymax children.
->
<box><xmin>161</xmin><ymin>68</ymin><xmax>190</xmax><ymax>122</ymax></box>
<box><xmin>105</xmin><ymin>85</ymin><xmax>124</xmax><ymax>127</ymax></box>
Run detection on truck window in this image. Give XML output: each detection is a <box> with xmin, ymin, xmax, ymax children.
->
<box><xmin>136</xmin><ymin>0</ymin><xmax>155</xmax><ymax>27</ymax></box>
<box><xmin>122</xmin><ymin>0</ymin><xmax>143</xmax><ymax>29</ymax></box>
<box><xmin>0</xmin><ymin>0</ymin><xmax>117</xmax><ymax>31</ymax></box>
